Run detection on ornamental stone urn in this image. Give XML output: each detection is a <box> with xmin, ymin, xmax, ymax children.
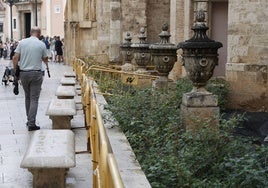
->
<box><xmin>149</xmin><ymin>23</ymin><xmax>177</xmax><ymax>88</ymax></box>
<box><xmin>120</xmin><ymin>32</ymin><xmax>135</xmax><ymax>72</ymax></box>
<box><xmin>177</xmin><ymin>10</ymin><xmax>223</xmax><ymax>130</ymax></box>
<box><xmin>131</xmin><ymin>27</ymin><xmax>151</xmax><ymax>73</ymax></box>
<box><xmin>178</xmin><ymin>10</ymin><xmax>222</xmax><ymax>92</ymax></box>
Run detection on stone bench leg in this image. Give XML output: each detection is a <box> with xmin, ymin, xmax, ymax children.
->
<box><xmin>29</xmin><ymin>168</ymin><xmax>68</xmax><ymax>188</ymax></box>
<box><xmin>49</xmin><ymin>116</ymin><xmax>73</xmax><ymax>129</ymax></box>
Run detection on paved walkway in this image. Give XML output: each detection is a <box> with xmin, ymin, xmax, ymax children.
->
<box><xmin>0</xmin><ymin>59</ymin><xmax>92</xmax><ymax>188</ymax></box>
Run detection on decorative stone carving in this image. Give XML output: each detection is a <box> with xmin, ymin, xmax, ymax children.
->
<box><xmin>90</xmin><ymin>0</ymin><xmax>96</xmax><ymax>21</ymax></box>
<box><xmin>84</xmin><ymin>0</ymin><xmax>90</xmax><ymax>20</ymax></box>
<box><xmin>70</xmin><ymin>21</ymin><xmax>79</xmax><ymax>38</ymax></box>
<box><xmin>131</xmin><ymin>27</ymin><xmax>151</xmax><ymax>73</ymax></box>
<box><xmin>64</xmin><ymin>21</ymin><xmax>68</xmax><ymax>31</ymax></box>
<box><xmin>178</xmin><ymin>9</ymin><xmax>223</xmax><ymax>130</ymax></box>
<box><xmin>150</xmin><ymin>23</ymin><xmax>177</xmax><ymax>78</ymax></box>
<box><xmin>120</xmin><ymin>32</ymin><xmax>135</xmax><ymax>71</ymax></box>
<box><xmin>178</xmin><ymin>9</ymin><xmax>222</xmax><ymax>92</ymax></box>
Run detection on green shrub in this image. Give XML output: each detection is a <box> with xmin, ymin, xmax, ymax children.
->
<box><xmin>105</xmin><ymin>78</ymin><xmax>267</xmax><ymax>187</ymax></box>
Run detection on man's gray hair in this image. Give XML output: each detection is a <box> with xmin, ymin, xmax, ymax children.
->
<box><xmin>30</xmin><ymin>27</ymin><xmax>41</xmax><ymax>35</ymax></box>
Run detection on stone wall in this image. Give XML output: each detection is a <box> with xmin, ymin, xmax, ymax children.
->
<box><xmin>146</xmin><ymin>0</ymin><xmax>170</xmax><ymax>43</ymax></box>
<box><xmin>64</xmin><ymin>0</ymin><xmax>101</xmax><ymax>63</ymax></box>
<box><xmin>96</xmin><ymin>0</ymin><xmax>111</xmax><ymax>56</ymax></box>
<box><xmin>121</xmin><ymin>0</ymin><xmax>147</xmax><ymax>43</ymax></box>
<box><xmin>226</xmin><ymin>0</ymin><xmax>268</xmax><ymax>111</ymax></box>
<box><xmin>64</xmin><ymin>0</ymin><xmax>268</xmax><ymax>112</ymax></box>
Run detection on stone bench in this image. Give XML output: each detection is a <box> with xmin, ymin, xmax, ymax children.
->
<box><xmin>55</xmin><ymin>85</ymin><xmax>76</xmax><ymax>99</ymax></box>
<box><xmin>46</xmin><ymin>99</ymin><xmax>77</xmax><ymax>129</ymax></box>
<box><xmin>20</xmin><ymin>130</ymin><xmax>75</xmax><ymax>188</ymax></box>
<box><xmin>64</xmin><ymin>71</ymin><xmax>76</xmax><ymax>78</ymax></box>
<box><xmin>60</xmin><ymin>77</ymin><xmax>76</xmax><ymax>86</ymax></box>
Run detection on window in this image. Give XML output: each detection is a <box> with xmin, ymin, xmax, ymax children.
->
<box><xmin>0</xmin><ymin>23</ymin><xmax>3</xmax><ymax>32</ymax></box>
<box><xmin>13</xmin><ymin>18</ymin><xmax>16</xmax><ymax>30</ymax></box>
<box><xmin>55</xmin><ymin>5</ymin><xmax>61</xmax><ymax>14</ymax></box>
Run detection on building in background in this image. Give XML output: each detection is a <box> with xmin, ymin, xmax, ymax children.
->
<box><xmin>64</xmin><ymin>0</ymin><xmax>268</xmax><ymax>112</ymax></box>
<box><xmin>0</xmin><ymin>0</ymin><xmax>66</xmax><ymax>42</ymax></box>
<box><xmin>0</xmin><ymin>1</ymin><xmax>5</xmax><ymax>41</ymax></box>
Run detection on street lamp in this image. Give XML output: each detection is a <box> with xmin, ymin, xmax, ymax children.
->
<box><xmin>4</xmin><ymin>0</ymin><xmax>18</xmax><ymax>41</ymax></box>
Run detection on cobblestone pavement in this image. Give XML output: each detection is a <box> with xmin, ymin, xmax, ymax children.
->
<box><xmin>0</xmin><ymin>59</ymin><xmax>92</xmax><ymax>188</ymax></box>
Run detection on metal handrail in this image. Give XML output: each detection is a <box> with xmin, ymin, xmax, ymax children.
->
<box><xmin>74</xmin><ymin>57</ymin><xmax>124</xmax><ymax>188</ymax></box>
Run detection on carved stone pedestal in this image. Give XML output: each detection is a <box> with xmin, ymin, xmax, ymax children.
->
<box><xmin>180</xmin><ymin>92</ymin><xmax>219</xmax><ymax>130</ymax></box>
<box><xmin>29</xmin><ymin>168</ymin><xmax>68</xmax><ymax>188</ymax></box>
<box><xmin>152</xmin><ymin>76</ymin><xmax>169</xmax><ymax>89</ymax></box>
<box><xmin>49</xmin><ymin>115</ymin><xmax>74</xmax><ymax>129</ymax></box>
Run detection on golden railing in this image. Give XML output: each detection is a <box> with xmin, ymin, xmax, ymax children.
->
<box><xmin>73</xmin><ymin>57</ymin><xmax>157</xmax><ymax>188</ymax></box>
<box><xmin>91</xmin><ymin>86</ymin><xmax>123</xmax><ymax>188</ymax></box>
<box><xmin>73</xmin><ymin>57</ymin><xmax>124</xmax><ymax>188</ymax></box>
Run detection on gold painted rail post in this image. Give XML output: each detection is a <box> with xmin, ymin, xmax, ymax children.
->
<box><xmin>73</xmin><ymin>57</ymin><xmax>124</xmax><ymax>188</ymax></box>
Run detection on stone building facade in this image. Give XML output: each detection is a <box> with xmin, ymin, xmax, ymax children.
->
<box><xmin>226</xmin><ymin>0</ymin><xmax>268</xmax><ymax>111</ymax></box>
<box><xmin>64</xmin><ymin>0</ymin><xmax>268</xmax><ymax>112</ymax></box>
<box><xmin>1</xmin><ymin>0</ymin><xmax>66</xmax><ymax>42</ymax></box>
<box><xmin>64</xmin><ymin>0</ymin><xmax>171</xmax><ymax>63</ymax></box>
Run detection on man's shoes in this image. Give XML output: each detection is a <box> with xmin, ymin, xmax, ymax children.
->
<box><xmin>28</xmin><ymin>126</ymin><xmax>40</xmax><ymax>131</ymax></box>
<box><xmin>13</xmin><ymin>81</ymin><xmax>19</xmax><ymax>95</ymax></box>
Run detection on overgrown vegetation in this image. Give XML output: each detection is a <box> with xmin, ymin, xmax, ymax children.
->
<box><xmin>104</xmin><ymin>78</ymin><xmax>268</xmax><ymax>187</ymax></box>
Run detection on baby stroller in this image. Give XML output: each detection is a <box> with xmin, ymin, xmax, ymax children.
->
<box><xmin>2</xmin><ymin>67</ymin><xmax>14</xmax><ymax>86</ymax></box>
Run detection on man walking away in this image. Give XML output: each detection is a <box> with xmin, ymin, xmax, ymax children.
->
<box><xmin>13</xmin><ymin>27</ymin><xmax>49</xmax><ymax>131</ymax></box>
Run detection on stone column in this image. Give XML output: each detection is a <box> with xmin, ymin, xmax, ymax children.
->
<box><xmin>31</xmin><ymin>5</ymin><xmax>35</xmax><ymax>27</ymax></box>
<box><xmin>70</xmin><ymin>21</ymin><xmax>79</xmax><ymax>61</ymax></box>
<box><xmin>63</xmin><ymin>21</ymin><xmax>69</xmax><ymax>64</ymax></box>
<box><xmin>20</xmin><ymin>12</ymin><xmax>26</xmax><ymax>39</ymax></box>
<box><xmin>170</xmin><ymin>0</ymin><xmax>185</xmax><ymax>44</ymax></box>
<box><xmin>37</xmin><ymin>4</ymin><xmax>41</xmax><ymax>27</ymax></box>
<box><xmin>169</xmin><ymin>0</ymin><xmax>194</xmax><ymax>81</ymax></box>
<box><xmin>17</xmin><ymin>11</ymin><xmax>22</xmax><ymax>39</ymax></box>
<box><xmin>109</xmin><ymin>0</ymin><xmax>121</xmax><ymax>63</ymax></box>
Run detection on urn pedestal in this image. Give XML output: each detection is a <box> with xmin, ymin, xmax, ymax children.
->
<box><xmin>180</xmin><ymin>92</ymin><xmax>219</xmax><ymax>131</ymax></box>
<box><xmin>178</xmin><ymin>10</ymin><xmax>222</xmax><ymax>130</ymax></box>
